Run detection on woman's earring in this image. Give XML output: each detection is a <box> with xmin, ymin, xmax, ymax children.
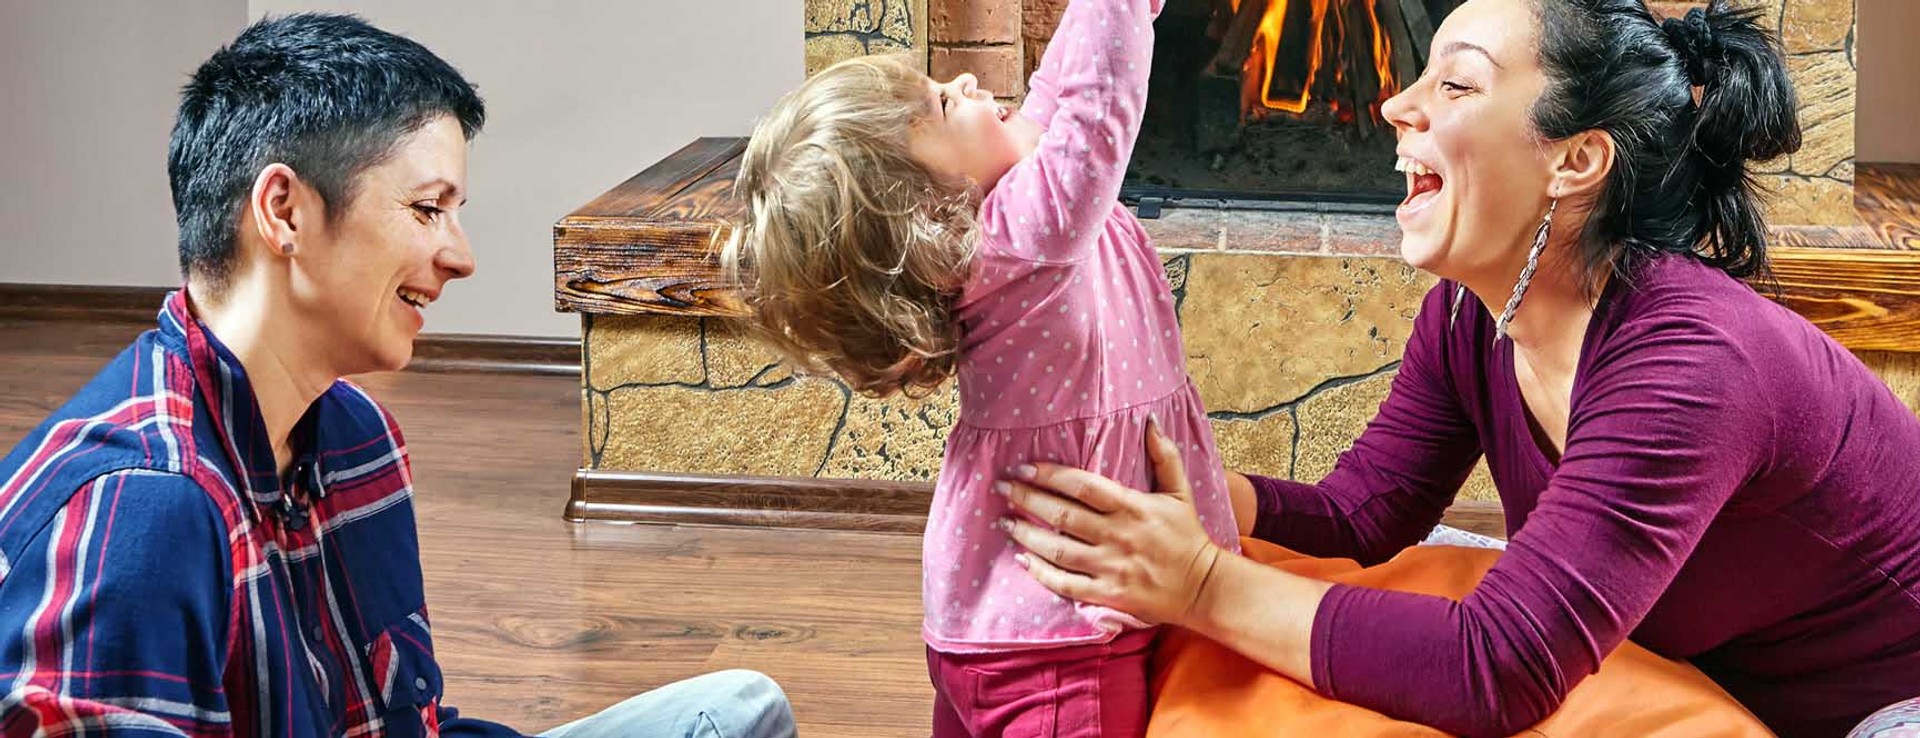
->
<box><xmin>280</xmin><ymin>242</ymin><xmax>295</xmax><ymax>255</ymax></box>
<box><xmin>1494</xmin><ymin>199</ymin><xmax>1556</xmax><ymax>343</ymax></box>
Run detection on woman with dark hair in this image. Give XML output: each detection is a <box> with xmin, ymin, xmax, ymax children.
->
<box><xmin>0</xmin><ymin>13</ymin><xmax>794</xmax><ymax>738</ymax></box>
<box><xmin>990</xmin><ymin>0</ymin><xmax>1920</xmax><ymax>735</ymax></box>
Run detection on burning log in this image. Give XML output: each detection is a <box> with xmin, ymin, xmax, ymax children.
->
<box><xmin>1198</xmin><ymin>0</ymin><xmax>1239</xmax><ymax>40</ymax></box>
<box><xmin>1182</xmin><ymin>0</ymin><xmax>1443</xmax><ymax>151</ymax></box>
<box><xmin>1193</xmin><ymin>0</ymin><xmax>1423</xmax><ymax>147</ymax></box>
<box><xmin>1394</xmin><ymin>0</ymin><xmax>1435</xmax><ymax>64</ymax></box>
<box><xmin>1208</xmin><ymin>0</ymin><xmax>1269</xmax><ymax>78</ymax></box>
<box><xmin>1374</xmin><ymin>0</ymin><xmax>1423</xmax><ymax>87</ymax></box>
<box><xmin>1339</xmin><ymin>0</ymin><xmax>1381</xmax><ymax>138</ymax></box>
<box><xmin>1128</xmin><ymin>0</ymin><xmax>1462</xmax><ymax>198</ymax></box>
<box><xmin>1194</xmin><ymin>0</ymin><xmax>1269</xmax><ymax>152</ymax></box>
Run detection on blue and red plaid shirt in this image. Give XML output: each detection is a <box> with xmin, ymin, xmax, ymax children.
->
<box><xmin>0</xmin><ymin>291</ymin><xmax>519</xmax><ymax>737</ymax></box>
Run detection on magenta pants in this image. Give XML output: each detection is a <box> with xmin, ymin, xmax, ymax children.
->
<box><xmin>926</xmin><ymin>629</ymin><xmax>1159</xmax><ymax>738</ymax></box>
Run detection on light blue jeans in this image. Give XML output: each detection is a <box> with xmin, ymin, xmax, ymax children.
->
<box><xmin>539</xmin><ymin>670</ymin><xmax>796</xmax><ymax>738</ymax></box>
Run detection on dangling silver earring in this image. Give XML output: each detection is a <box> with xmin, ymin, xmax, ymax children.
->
<box><xmin>1494</xmin><ymin>199</ymin><xmax>1556</xmax><ymax>343</ymax></box>
<box><xmin>1448</xmin><ymin>283</ymin><xmax>1467</xmax><ymax>330</ymax></box>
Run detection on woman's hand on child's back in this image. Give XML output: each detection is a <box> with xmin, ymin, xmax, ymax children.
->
<box><xmin>995</xmin><ymin>417</ymin><xmax>1226</xmax><ymax>627</ymax></box>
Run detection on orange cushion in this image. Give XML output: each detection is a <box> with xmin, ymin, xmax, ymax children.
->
<box><xmin>1147</xmin><ymin>538</ymin><xmax>1774</xmax><ymax>737</ymax></box>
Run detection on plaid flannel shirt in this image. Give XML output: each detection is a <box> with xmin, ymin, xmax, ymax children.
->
<box><xmin>0</xmin><ymin>291</ymin><xmax>519</xmax><ymax>737</ymax></box>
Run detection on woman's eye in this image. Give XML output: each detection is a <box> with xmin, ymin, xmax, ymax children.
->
<box><xmin>413</xmin><ymin>203</ymin><xmax>444</xmax><ymax>221</ymax></box>
<box><xmin>1441</xmin><ymin>81</ymin><xmax>1473</xmax><ymax>94</ymax></box>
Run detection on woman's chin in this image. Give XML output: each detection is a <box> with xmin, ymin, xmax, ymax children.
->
<box><xmin>360</xmin><ymin>333</ymin><xmax>416</xmax><ymax>375</ymax></box>
<box><xmin>1399</xmin><ymin>234</ymin><xmax>1447</xmax><ymax>272</ymax></box>
<box><xmin>378</xmin><ymin>343</ymin><xmax>416</xmax><ymax>373</ymax></box>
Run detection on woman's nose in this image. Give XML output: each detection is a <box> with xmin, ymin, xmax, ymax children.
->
<box><xmin>955</xmin><ymin>73</ymin><xmax>979</xmax><ymax>97</ymax></box>
<box><xmin>1381</xmin><ymin>84</ymin><xmax>1425</xmax><ymax>136</ymax></box>
<box><xmin>438</xmin><ymin>226</ymin><xmax>476</xmax><ymax>280</ymax></box>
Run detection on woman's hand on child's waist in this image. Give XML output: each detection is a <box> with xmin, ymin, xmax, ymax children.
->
<box><xmin>993</xmin><ymin>416</ymin><xmax>1225</xmax><ymax>628</ymax></box>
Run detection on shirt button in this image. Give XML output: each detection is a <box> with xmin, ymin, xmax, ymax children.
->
<box><xmin>311</xmin><ymin>626</ymin><xmax>324</xmax><ymax>642</ymax></box>
<box><xmin>414</xmin><ymin>677</ymin><xmax>429</xmax><ymax>691</ymax></box>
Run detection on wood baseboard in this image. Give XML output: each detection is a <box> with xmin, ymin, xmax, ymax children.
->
<box><xmin>0</xmin><ymin>283</ymin><xmax>580</xmax><ymax>376</ymax></box>
<box><xmin>0</xmin><ymin>283</ymin><xmax>169</xmax><ymax>323</ymax></box>
<box><xmin>406</xmin><ymin>334</ymin><xmax>578</xmax><ymax>376</ymax></box>
<box><xmin>567</xmin><ymin>469</ymin><xmax>934</xmax><ymax>533</ymax></box>
<box><xmin>568</xmin><ymin>468</ymin><xmax>1510</xmax><ymax>539</ymax></box>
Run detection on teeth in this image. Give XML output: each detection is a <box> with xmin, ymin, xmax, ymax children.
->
<box><xmin>1394</xmin><ymin>157</ymin><xmax>1434</xmax><ymax>177</ymax></box>
<box><xmin>398</xmin><ymin>288</ymin><xmax>432</xmax><ymax>308</ymax></box>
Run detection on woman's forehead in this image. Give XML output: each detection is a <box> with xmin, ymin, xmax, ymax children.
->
<box><xmin>1433</xmin><ymin>0</ymin><xmax>1537</xmax><ymax>70</ymax></box>
<box><xmin>366</xmin><ymin>117</ymin><xmax>468</xmax><ymax>192</ymax></box>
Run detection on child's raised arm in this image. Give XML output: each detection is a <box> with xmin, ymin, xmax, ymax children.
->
<box><xmin>982</xmin><ymin>0</ymin><xmax>1162</xmax><ymax>264</ymax></box>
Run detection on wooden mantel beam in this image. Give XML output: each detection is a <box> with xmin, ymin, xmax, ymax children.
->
<box><xmin>1767</xmin><ymin>248</ymin><xmax>1920</xmax><ymax>353</ymax></box>
<box><xmin>552</xmin><ymin>137</ymin><xmax>749</xmax><ymax>318</ymax></box>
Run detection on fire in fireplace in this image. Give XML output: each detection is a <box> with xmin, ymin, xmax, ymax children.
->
<box><xmin>1124</xmin><ymin>0</ymin><xmax>1464</xmax><ymax>207</ymax></box>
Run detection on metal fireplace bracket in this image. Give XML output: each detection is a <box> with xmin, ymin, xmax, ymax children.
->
<box><xmin>1121</xmin><ymin>187</ymin><xmax>1400</xmax><ymax>220</ymax></box>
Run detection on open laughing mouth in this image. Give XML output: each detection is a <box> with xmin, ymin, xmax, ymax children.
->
<box><xmin>1395</xmin><ymin>155</ymin><xmax>1444</xmax><ymax>212</ymax></box>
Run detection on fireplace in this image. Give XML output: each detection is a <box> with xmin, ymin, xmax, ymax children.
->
<box><xmin>805</xmin><ymin>0</ymin><xmax>1869</xmax><ymax>233</ymax></box>
<box><xmin>1125</xmin><ymin>0</ymin><xmax>1462</xmax><ymax>205</ymax></box>
<box><xmin>802</xmin><ymin>0</ymin><xmax>1459</xmax><ymax>208</ymax></box>
<box><xmin>552</xmin><ymin>0</ymin><xmax>1914</xmax><ymax>546</ymax></box>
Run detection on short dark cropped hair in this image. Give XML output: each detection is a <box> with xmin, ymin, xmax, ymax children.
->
<box><xmin>167</xmin><ymin>13</ymin><xmax>486</xmax><ymax>286</ymax></box>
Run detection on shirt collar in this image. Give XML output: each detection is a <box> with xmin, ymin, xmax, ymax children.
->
<box><xmin>160</xmin><ymin>290</ymin><xmax>327</xmax><ymax>515</ymax></box>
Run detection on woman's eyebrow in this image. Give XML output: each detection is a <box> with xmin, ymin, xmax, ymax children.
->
<box><xmin>1437</xmin><ymin>40</ymin><xmax>1503</xmax><ymax>70</ymax></box>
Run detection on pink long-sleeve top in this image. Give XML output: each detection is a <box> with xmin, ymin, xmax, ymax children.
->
<box><xmin>921</xmin><ymin>0</ymin><xmax>1243</xmax><ymax>654</ymax></box>
<box><xmin>1252</xmin><ymin>254</ymin><xmax>1920</xmax><ymax>737</ymax></box>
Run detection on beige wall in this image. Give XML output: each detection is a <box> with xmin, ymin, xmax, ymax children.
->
<box><xmin>0</xmin><ymin>0</ymin><xmax>248</xmax><ymax>288</ymax></box>
<box><xmin>1857</xmin><ymin>0</ymin><xmax>1920</xmax><ymax>163</ymax></box>
<box><xmin>0</xmin><ymin>1</ymin><xmax>803</xmax><ymax>338</ymax></box>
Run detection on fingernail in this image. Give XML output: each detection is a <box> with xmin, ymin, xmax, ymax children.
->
<box><xmin>993</xmin><ymin>481</ymin><xmax>1011</xmax><ymax>496</ymax></box>
<box><xmin>1014</xmin><ymin>553</ymin><xmax>1030</xmax><ymax>568</ymax></box>
<box><xmin>996</xmin><ymin>517</ymin><xmax>1014</xmax><ymax>532</ymax></box>
<box><xmin>1015</xmin><ymin>464</ymin><xmax>1037</xmax><ymax>480</ymax></box>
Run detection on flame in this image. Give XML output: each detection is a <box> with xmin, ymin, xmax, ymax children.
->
<box><xmin>1367</xmin><ymin>1</ymin><xmax>1395</xmax><ymax>94</ymax></box>
<box><xmin>1226</xmin><ymin>0</ymin><xmax>1402</xmax><ymax>119</ymax></box>
<box><xmin>1251</xmin><ymin>0</ymin><xmax>1327</xmax><ymax>115</ymax></box>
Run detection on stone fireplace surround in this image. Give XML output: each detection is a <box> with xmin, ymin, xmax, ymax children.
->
<box><xmin>548</xmin><ymin>0</ymin><xmax>1918</xmax><ymax>534</ymax></box>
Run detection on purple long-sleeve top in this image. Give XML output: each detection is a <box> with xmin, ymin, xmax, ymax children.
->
<box><xmin>1250</xmin><ymin>254</ymin><xmax>1920</xmax><ymax>738</ymax></box>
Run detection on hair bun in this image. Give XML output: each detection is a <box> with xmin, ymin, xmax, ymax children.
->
<box><xmin>1663</xmin><ymin>8</ymin><xmax>1716</xmax><ymax>86</ymax></box>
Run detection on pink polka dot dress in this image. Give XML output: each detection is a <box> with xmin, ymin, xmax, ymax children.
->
<box><xmin>921</xmin><ymin>0</ymin><xmax>1241</xmax><ymax>655</ymax></box>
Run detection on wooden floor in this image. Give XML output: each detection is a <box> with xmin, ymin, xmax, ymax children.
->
<box><xmin>0</xmin><ymin>318</ymin><xmax>931</xmax><ymax>737</ymax></box>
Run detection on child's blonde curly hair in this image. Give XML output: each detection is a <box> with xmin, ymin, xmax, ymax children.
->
<box><xmin>722</xmin><ymin>54</ymin><xmax>979</xmax><ymax>398</ymax></box>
